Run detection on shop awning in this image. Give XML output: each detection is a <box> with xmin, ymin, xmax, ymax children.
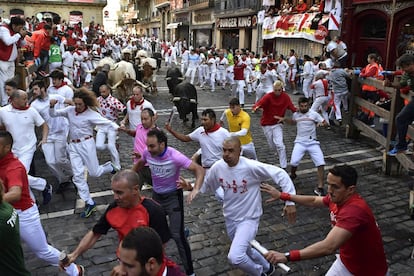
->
<box><xmin>166</xmin><ymin>22</ymin><xmax>182</xmax><ymax>29</ymax></box>
<box><xmin>262</xmin><ymin>12</ymin><xmax>330</xmax><ymax>44</ymax></box>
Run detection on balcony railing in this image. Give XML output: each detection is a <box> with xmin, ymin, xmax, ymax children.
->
<box><xmin>214</xmin><ymin>0</ymin><xmax>261</xmax><ymax>13</ymax></box>
<box><xmin>189</xmin><ymin>0</ymin><xmax>214</xmax><ymax>8</ymax></box>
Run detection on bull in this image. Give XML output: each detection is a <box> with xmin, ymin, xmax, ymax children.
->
<box><xmin>166</xmin><ymin>67</ymin><xmax>198</xmax><ymax>128</ymax></box>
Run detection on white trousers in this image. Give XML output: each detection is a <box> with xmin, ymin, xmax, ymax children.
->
<box><xmin>290</xmin><ymin>142</ymin><xmax>325</xmax><ymax>167</ymax></box>
<box><xmin>217</xmin><ymin>69</ymin><xmax>226</xmax><ymax>85</ymax></box>
<box><xmin>241</xmin><ymin>142</ymin><xmax>257</xmax><ymax>160</ymax></box>
<box><xmin>63</xmin><ymin>66</ymin><xmax>74</xmax><ymax>83</ymax></box>
<box><xmin>49</xmin><ymin>62</ymin><xmax>62</xmax><ymax>73</ymax></box>
<box><xmin>0</xmin><ymin>60</ymin><xmax>15</xmax><ymax>106</ymax></box>
<box><xmin>302</xmin><ymin>77</ymin><xmax>313</xmax><ymax>98</ymax></box>
<box><xmin>209</xmin><ymin>71</ymin><xmax>216</xmax><ymax>90</ymax></box>
<box><xmin>262</xmin><ymin>124</ymin><xmax>287</xmax><ymax>168</ymax></box>
<box><xmin>42</xmin><ymin>139</ymin><xmax>73</xmax><ymax>183</ymax></box>
<box><xmin>235</xmin><ymin>80</ymin><xmax>245</xmax><ymax>105</ymax></box>
<box><xmin>226</xmin><ymin>217</ymin><xmax>270</xmax><ymax>276</ymax></box>
<box><xmin>68</xmin><ymin>138</ymin><xmax>113</xmax><ymax>204</ymax></box>
<box><xmin>14</xmin><ymin>149</ymin><xmax>47</xmax><ymax>200</ymax></box>
<box><xmin>330</xmin><ymin>92</ymin><xmax>348</xmax><ymax>120</ymax></box>
<box><xmin>17</xmin><ymin>204</ymin><xmax>79</xmax><ymax>276</ymax></box>
<box><xmin>185</xmin><ymin>67</ymin><xmax>197</xmax><ymax>85</ymax></box>
<box><xmin>96</xmin><ymin>126</ymin><xmax>121</xmax><ymax>169</ymax></box>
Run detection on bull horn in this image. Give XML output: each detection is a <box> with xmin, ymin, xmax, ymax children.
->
<box><xmin>178</xmin><ymin>77</ymin><xmax>185</xmax><ymax>81</ymax></box>
<box><xmin>190</xmin><ymin>99</ymin><xmax>197</xmax><ymax>103</ymax></box>
<box><xmin>165</xmin><ymin>77</ymin><xmax>172</xmax><ymax>81</ymax></box>
<box><xmin>110</xmin><ymin>79</ymin><xmax>123</xmax><ymax>89</ymax></box>
<box><xmin>172</xmin><ymin>97</ymin><xmax>181</xmax><ymax>102</ymax></box>
<box><xmin>135</xmin><ymin>80</ymin><xmax>150</xmax><ymax>89</ymax></box>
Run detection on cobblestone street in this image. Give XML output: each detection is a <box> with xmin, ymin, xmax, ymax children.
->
<box><xmin>27</xmin><ymin>67</ymin><xmax>414</xmax><ymax>276</ymax></box>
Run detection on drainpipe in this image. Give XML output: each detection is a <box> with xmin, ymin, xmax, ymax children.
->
<box><xmin>385</xmin><ymin>0</ymin><xmax>397</xmax><ymax>68</ymax></box>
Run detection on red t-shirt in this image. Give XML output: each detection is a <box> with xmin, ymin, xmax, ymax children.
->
<box><xmin>93</xmin><ymin>197</ymin><xmax>171</xmax><ymax>243</ymax></box>
<box><xmin>233</xmin><ymin>62</ymin><xmax>246</xmax><ymax>80</ymax></box>
<box><xmin>0</xmin><ymin>152</ymin><xmax>34</xmax><ymax>211</ymax></box>
<box><xmin>253</xmin><ymin>92</ymin><xmax>297</xmax><ymax>126</ymax></box>
<box><xmin>323</xmin><ymin>194</ymin><xmax>388</xmax><ymax>275</ymax></box>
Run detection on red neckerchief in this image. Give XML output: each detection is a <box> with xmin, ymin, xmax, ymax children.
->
<box><xmin>205</xmin><ymin>123</ymin><xmax>221</xmax><ymax>134</ymax></box>
<box><xmin>75</xmin><ymin>106</ymin><xmax>87</xmax><ymax>115</ymax></box>
<box><xmin>155</xmin><ymin>257</ymin><xmax>179</xmax><ymax>276</ymax></box>
<box><xmin>130</xmin><ymin>97</ymin><xmax>144</xmax><ymax>110</ymax></box>
<box><xmin>54</xmin><ymin>81</ymin><xmax>67</xmax><ymax>89</ymax></box>
<box><xmin>12</xmin><ymin>103</ymin><xmax>30</xmax><ymax>110</ymax></box>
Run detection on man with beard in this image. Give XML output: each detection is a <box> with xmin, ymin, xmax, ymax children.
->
<box><xmin>111</xmin><ymin>227</ymin><xmax>184</xmax><ymax>276</ymax></box>
<box><xmin>275</xmin><ymin>97</ymin><xmax>328</xmax><ymax>196</ymax></box>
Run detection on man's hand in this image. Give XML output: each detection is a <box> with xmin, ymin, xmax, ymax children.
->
<box><xmin>260</xmin><ymin>182</ymin><xmax>281</xmax><ymax>203</ymax></box>
<box><xmin>110</xmin><ymin>265</ymin><xmax>126</xmax><ymax>276</ymax></box>
<box><xmin>49</xmin><ymin>99</ymin><xmax>58</xmax><ymax>108</ymax></box>
<box><xmin>59</xmin><ymin>252</ymin><xmax>77</xmax><ymax>270</ymax></box>
<box><xmin>187</xmin><ymin>188</ymin><xmax>199</xmax><ymax>204</ymax></box>
<box><xmin>283</xmin><ymin>205</ymin><xmax>297</xmax><ymax>224</ymax></box>
<box><xmin>265</xmin><ymin>250</ymin><xmax>288</xmax><ymax>264</ymax></box>
<box><xmin>177</xmin><ymin>176</ymin><xmax>192</xmax><ymax>191</ymax></box>
<box><xmin>164</xmin><ymin>122</ymin><xmax>172</xmax><ymax>132</ymax></box>
<box><xmin>37</xmin><ymin>138</ymin><xmax>47</xmax><ymax>148</ymax></box>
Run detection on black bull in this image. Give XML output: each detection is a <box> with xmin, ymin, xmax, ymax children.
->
<box><xmin>166</xmin><ymin>67</ymin><xmax>198</xmax><ymax>128</ymax></box>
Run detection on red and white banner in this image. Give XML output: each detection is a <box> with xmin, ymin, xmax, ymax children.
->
<box><xmin>262</xmin><ymin>13</ymin><xmax>330</xmax><ymax>44</ymax></box>
<box><xmin>328</xmin><ymin>0</ymin><xmax>342</xmax><ymax>30</ymax></box>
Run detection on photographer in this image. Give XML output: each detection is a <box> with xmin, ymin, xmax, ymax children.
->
<box><xmin>0</xmin><ymin>16</ymin><xmax>27</xmax><ymax>106</ymax></box>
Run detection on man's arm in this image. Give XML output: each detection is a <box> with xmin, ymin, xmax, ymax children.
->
<box><xmin>38</xmin><ymin>122</ymin><xmax>48</xmax><ymax>147</ymax></box>
<box><xmin>132</xmin><ymin>157</ymin><xmax>145</xmax><ymax>172</ymax></box>
<box><xmin>266</xmin><ymin>226</ymin><xmax>352</xmax><ymax>264</ymax></box>
<box><xmin>186</xmin><ymin>161</ymin><xmax>205</xmax><ymax>204</ymax></box>
<box><xmin>3</xmin><ymin>186</ymin><xmax>22</xmax><ymax>203</ymax></box>
<box><xmin>260</xmin><ymin>183</ymin><xmax>325</xmax><ymax>208</ymax></box>
<box><xmin>164</xmin><ymin>123</ymin><xmax>192</xmax><ymax>142</ymax></box>
<box><xmin>66</xmin><ymin>230</ymin><xmax>102</xmax><ymax>265</ymax></box>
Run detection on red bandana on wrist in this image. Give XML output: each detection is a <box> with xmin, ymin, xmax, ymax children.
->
<box><xmin>12</xmin><ymin>103</ymin><xmax>30</xmax><ymax>110</ymax></box>
<box><xmin>205</xmin><ymin>123</ymin><xmax>221</xmax><ymax>134</ymax></box>
<box><xmin>130</xmin><ymin>97</ymin><xmax>144</xmax><ymax>110</ymax></box>
<box><xmin>54</xmin><ymin>81</ymin><xmax>67</xmax><ymax>89</ymax></box>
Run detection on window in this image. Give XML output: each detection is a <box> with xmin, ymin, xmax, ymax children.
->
<box><xmin>361</xmin><ymin>16</ymin><xmax>386</xmax><ymax>39</ymax></box>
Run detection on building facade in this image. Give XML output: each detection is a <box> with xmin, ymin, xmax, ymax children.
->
<box><xmin>0</xmin><ymin>0</ymin><xmax>106</xmax><ymax>27</ymax></box>
<box><xmin>342</xmin><ymin>0</ymin><xmax>414</xmax><ymax>69</ymax></box>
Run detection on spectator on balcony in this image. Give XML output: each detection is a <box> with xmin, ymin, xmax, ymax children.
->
<box><xmin>294</xmin><ymin>0</ymin><xmax>308</xmax><ymax>13</ymax></box>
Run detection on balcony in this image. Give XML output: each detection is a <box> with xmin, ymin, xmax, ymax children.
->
<box><xmin>188</xmin><ymin>0</ymin><xmax>214</xmax><ymax>10</ymax></box>
<box><xmin>154</xmin><ymin>0</ymin><xmax>170</xmax><ymax>9</ymax></box>
<box><xmin>214</xmin><ymin>0</ymin><xmax>261</xmax><ymax>15</ymax></box>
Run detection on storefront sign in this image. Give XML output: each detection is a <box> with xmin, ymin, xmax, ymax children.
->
<box><xmin>217</xmin><ymin>16</ymin><xmax>257</xmax><ymax>29</ymax></box>
<box><xmin>193</xmin><ymin>12</ymin><xmax>211</xmax><ymax>24</ymax></box>
<box><xmin>262</xmin><ymin>12</ymin><xmax>330</xmax><ymax>44</ymax></box>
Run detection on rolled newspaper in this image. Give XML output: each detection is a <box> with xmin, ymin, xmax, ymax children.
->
<box><xmin>249</xmin><ymin>239</ymin><xmax>291</xmax><ymax>272</ymax></box>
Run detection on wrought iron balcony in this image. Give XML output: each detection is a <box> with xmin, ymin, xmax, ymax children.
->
<box><xmin>214</xmin><ymin>0</ymin><xmax>261</xmax><ymax>14</ymax></box>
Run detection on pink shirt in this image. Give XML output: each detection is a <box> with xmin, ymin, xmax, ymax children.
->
<box><xmin>142</xmin><ymin>147</ymin><xmax>192</xmax><ymax>194</ymax></box>
<box><xmin>133</xmin><ymin>124</ymin><xmax>157</xmax><ymax>164</ymax></box>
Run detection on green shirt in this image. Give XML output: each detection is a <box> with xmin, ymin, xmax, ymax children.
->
<box><xmin>49</xmin><ymin>44</ymin><xmax>62</xmax><ymax>63</ymax></box>
<box><xmin>0</xmin><ymin>202</ymin><xmax>30</xmax><ymax>276</ymax></box>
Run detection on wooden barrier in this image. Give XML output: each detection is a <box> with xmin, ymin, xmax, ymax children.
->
<box><xmin>347</xmin><ymin>75</ymin><xmax>414</xmax><ymax>174</ymax></box>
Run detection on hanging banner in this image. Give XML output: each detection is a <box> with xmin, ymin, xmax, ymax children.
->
<box><xmin>262</xmin><ymin>12</ymin><xmax>330</xmax><ymax>44</ymax></box>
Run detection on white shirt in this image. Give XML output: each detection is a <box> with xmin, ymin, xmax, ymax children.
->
<box><xmin>47</xmin><ymin>84</ymin><xmax>74</xmax><ymax>100</ymax></box>
<box><xmin>50</xmin><ymin>106</ymin><xmax>118</xmax><ymax>140</ymax></box>
<box><xmin>0</xmin><ymin>25</ymin><xmax>22</xmax><ymax>61</ymax></box>
<box><xmin>292</xmin><ymin>110</ymin><xmax>324</xmax><ymax>143</ymax></box>
<box><xmin>126</xmin><ymin>99</ymin><xmax>156</xmax><ymax>130</ymax></box>
<box><xmin>31</xmin><ymin>94</ymin><xmax>68</xmax><ymax>140</ymax></box>
<box><xmin>201</xmin><ymin>157</ymin><xmax>296</xmax><ymax>221</ymax></box>
<box><xmin>258</xmin><ymin>70</ymin><xmax>278</xmax><ymax>92</ymax></box>
<box><xmin>0</xmin><ymin>105</ymin><xmax>44</xmax><ymax>154</ymax></box>
<box><xmin>288</xmin><ymin>55</ymin><xmax>297</xmax><ymax>71</ymax></box>
<box><xmin>188</xmin><ymin>126</ymin><xmax>230</xmax><ymax>167</ymax></box>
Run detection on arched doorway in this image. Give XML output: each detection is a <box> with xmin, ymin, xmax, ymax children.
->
<box><xmin>389</xmin><ymin>6</ymin><xmax>414</xmax><ymax>68</ymax></box>
<box><xmin>350</xmin><ymin>10</ymin><xmax>387</xmax><ymax>68</ymax></box>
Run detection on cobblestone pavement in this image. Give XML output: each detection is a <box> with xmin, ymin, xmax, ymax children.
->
<box><xmin>26</xmin><ymin>66</ymin><xmax>414</xmax><ymax>275</ymax></box>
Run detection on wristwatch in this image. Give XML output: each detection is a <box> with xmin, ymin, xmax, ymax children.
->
<box><xmin>284</xmin><ymin>252</ymin><xmax>290</xmax><ymax>261</ymax></box>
